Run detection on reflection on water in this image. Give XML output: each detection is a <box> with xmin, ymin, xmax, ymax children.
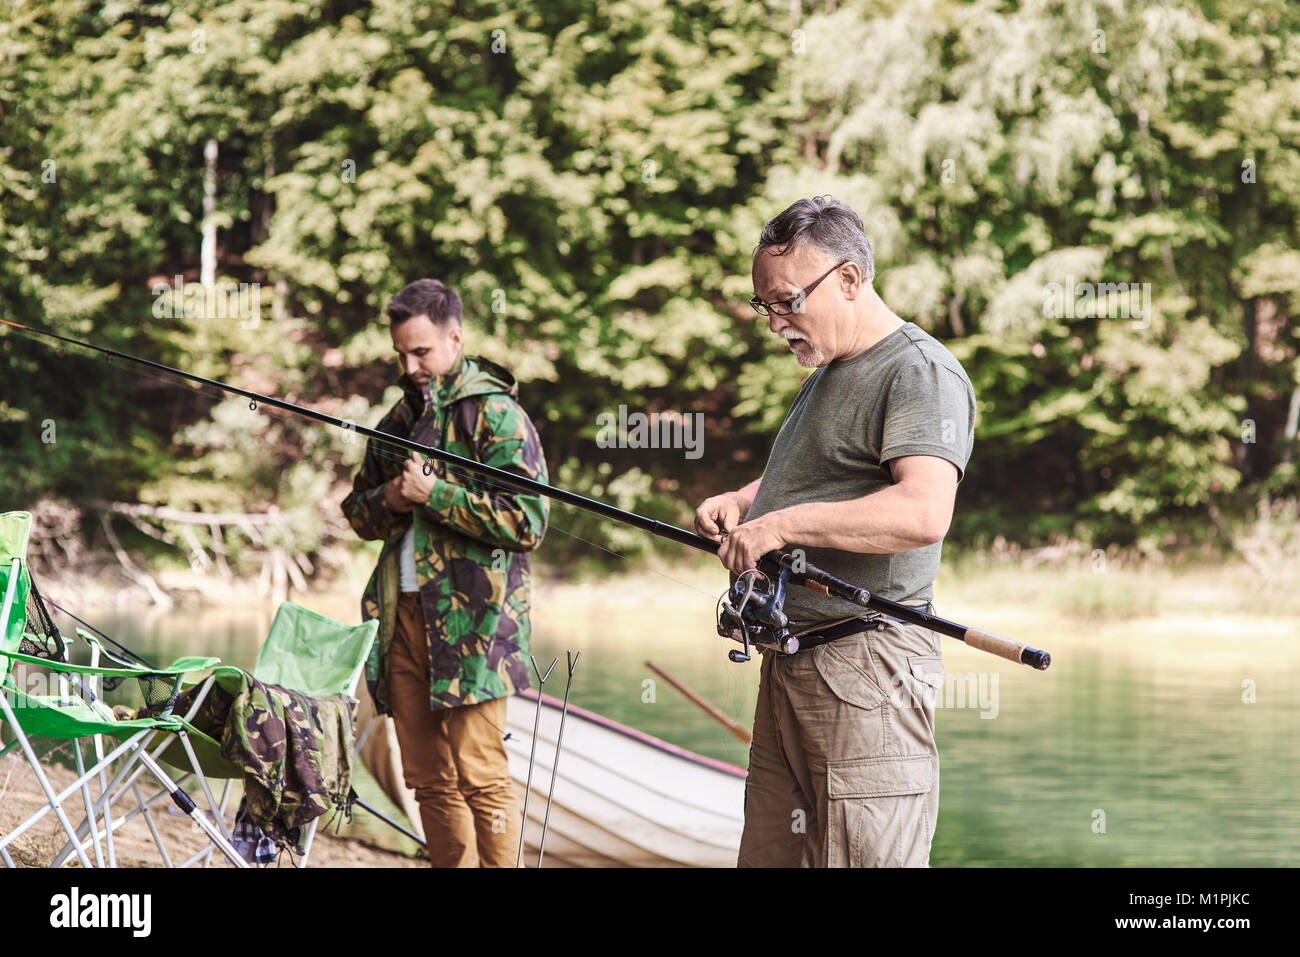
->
<box><xmin>64</xmin><ymin>590</ymin><xmax>1300</xmax><ymax>866</ymax></box>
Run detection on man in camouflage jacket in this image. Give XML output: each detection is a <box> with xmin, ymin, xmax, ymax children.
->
<box><xmin>341</xmin><ymin>279</ymin><xmax>549</xmax><ymax>867</ymax></box>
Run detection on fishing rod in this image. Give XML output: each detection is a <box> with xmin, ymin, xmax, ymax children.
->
<box><xmin>45</xmin><ymin>594</ymin><xmax>157</xmax><ymax>670</ymax></box>
<box><xmin>1</xmin><ymin>318</ymin><xmax>1051</xmax><ymax>670</ymax></box>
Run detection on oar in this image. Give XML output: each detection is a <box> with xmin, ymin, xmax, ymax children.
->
<box><xmin>645</xmin><ymin>660</ymin><xmax>751</xmax><ymax>745</ymax></box>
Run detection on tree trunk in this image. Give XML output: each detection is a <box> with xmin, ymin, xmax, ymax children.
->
<box><xmin>201</xmin><ymin>138</ymin><xmax>219</xmax><ymax>287</ymax></box>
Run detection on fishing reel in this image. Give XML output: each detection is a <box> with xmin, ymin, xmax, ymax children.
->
<box><xmin>716</xmin><ymin>561</ymin><xmax>799</xmax><ymax>662</ymax></box>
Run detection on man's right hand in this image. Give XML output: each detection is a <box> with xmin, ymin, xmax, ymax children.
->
<box><xmin>383</xmin><ymin>476</ymin><xmax>414</xmax><ymax>514</ymax></box>
<box><xmin>694</xmin><ymin>492</ymin><xmax>746</xmax><ymax>542</ymax></box>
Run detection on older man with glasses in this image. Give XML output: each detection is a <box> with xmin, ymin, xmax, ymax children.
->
<box><xmin>695</xmin><ymin>196</ymin><xmax>976</xmax><ymax>867</ymax></box>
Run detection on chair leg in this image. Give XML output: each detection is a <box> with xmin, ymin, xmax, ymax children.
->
<box><xmin>298</xmin><ymin>817</ymin><xmax>319</xmax><ymax>868</ymax></box>
<box><xmin>65</xmin><ymin>779</ymin><xmax>176</xmax><ymax>866</ymax></box>
<box><xmin>353</xmin><ymin>716</ymin><xmax>377</xmax><ymax>754</ymax></box>
<box><xmin>103</xmin><ymin>763</ymin><xmax>225</xmax><ymax>869</ymax></box>
<box><xmin>93</xmin><ymin>725</ymin><xmax>117</xmax><ymax>868</ymax></box>
<box><xmin>174</xmin><ymin>730</ymin><xmax>236</xmax><ymax>843</ymax></box>
<box><xmin>131</xmin><ymin>780</ymin><xmax>173</xmax><ymax>867</ymax></box>
<box><xmin>0</xmin><ymin>694</ymin><xmax>93</xmax><ymax>868</ymax></box>
<box><xmin>72</xmin><ymin>738</ymin><xmax>106</xmax><ymax>868</ymax></box>
<box><xmin>135</xmin><ymin>750</ymin><xmax>248</xmax><ymax>869</ymax></box>
<box><xmin>102</xmin><ymin>772</ymin><xmax>118</xmax><ymax>868</ymax></box>
<box><xmin>47</xmin><ymin>728</ymin><xmax>164</xmax><ymax>868</ymax></box>
<box><xmin>181</xmin><ymin>839</ymin><xmax>222</xmax><ymax>868</ymax></box>
<box><xmin>60</xmin><ymin>739</ymin><xmax>230</xmax><ymax>870</ymax></box>
<box><xmin>204</xmin><ymin>779</ymin><xmax>238</xmax><ymax>869</ymax></box>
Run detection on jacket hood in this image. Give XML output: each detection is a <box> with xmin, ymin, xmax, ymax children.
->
<box><xmin>399</xmin><ymin>353</ymin><xmax>518</xmax><ymax>409</ymax></box>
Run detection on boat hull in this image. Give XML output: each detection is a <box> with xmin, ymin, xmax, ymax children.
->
<box><xmin>355</xmin><ymin>690</ymin><xmax>746</xmax><ymax>867</ymax></box>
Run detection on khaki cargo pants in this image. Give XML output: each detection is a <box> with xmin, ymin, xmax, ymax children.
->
<box><xmin>737</xmin><ymin>618</ymin><xmax>944</xmax><ymax>868</ymax></box>
<box><xmin>389</xmin><ymin>592</ymin><xmax>521</xmax><ymax>868</ymax></box>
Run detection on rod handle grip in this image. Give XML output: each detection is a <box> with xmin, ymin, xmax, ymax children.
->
<box><xmin>962</xmin><ymin>627</ymin><xmax>1052</xmax><ymax>670</ymax></box>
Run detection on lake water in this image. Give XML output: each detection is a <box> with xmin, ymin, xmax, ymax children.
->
<box><xmin>61</xmin><ymin>582</ymin><xmax>1300</xmax><ymax>867</ymax></box>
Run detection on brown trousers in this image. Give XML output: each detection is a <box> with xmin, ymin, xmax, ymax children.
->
<box><xmin>737</xmin><ymin>618</ymin><xmax>943</xmax><ymax>867</ymax></box>
<box><xmin>389</xmin><ymin>593</ymin><xmax>521</xmax><ymax>867</ymax></box>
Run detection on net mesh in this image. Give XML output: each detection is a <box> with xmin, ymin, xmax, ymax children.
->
<box><xmin>132</xmin><ymin>671</ymin><xmax>184</xmax><ymax>712</ymax></box>
<box><xmin>21</xmin><ymin>572</ymin><xmax>183</xmax><ymax>712</ymax></box>
<box><xmin>19</xmin><ymin>576</ymin><xmax>65</xmax><ymax>662</ymax></box>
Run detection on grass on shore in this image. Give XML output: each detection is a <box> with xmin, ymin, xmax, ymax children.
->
<box><xmin>527</xmin><ymin>547</ymin><xmax>1300</xmax><ymax>627</ymax></box>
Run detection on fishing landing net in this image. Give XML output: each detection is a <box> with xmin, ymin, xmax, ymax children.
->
<box><xmin>19</xmin><ymin>575</ymin><xmax>65</xmax><ymax>662</ymax></box>
<box><xmin>20</xmin><ymin>574</ymin><xmax>185</xmax><ymax>714</ymax></box>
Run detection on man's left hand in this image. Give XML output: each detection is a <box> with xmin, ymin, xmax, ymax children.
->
<box><xmin>398</xmin><ymin>453</ymin><xmax>438</xmax><ymax>505</ymax></box>
<box><xmin>717</xmin><ymin>512</ymin><xmax>787</xmax><ymax>575</ymax></box>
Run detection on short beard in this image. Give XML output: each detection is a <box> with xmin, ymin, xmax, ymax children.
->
<box><xmin>792</xmin><ymin>342</ymin><xmax>828</xmax><ymax>368</ymax></box>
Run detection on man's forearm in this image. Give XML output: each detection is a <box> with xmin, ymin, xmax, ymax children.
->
<box><xmin>717</xmin><ymin>457</ymin><xmax>958</xmax><ymax>573</ymax></box>
<box><xmin>341</xmin><ymin>473</ymin><xmax>409</xmax><ymax>541</ymax></box>
<box><xmin>769</xmin><ymin>483</ymin><xmax>945</xmax><ymax>554</ymax></box>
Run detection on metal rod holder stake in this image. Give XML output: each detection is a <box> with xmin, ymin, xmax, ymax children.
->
<box><xmin>537</xmin><ymin>650</ymin><xmax>580</xmax><ymax>869</ymax></box>
<box><xmin>517</xmin><ymin>655</ymin><xmax>558</xmax><ymax>868</ymax></box>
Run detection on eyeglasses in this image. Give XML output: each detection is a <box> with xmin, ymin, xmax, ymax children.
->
<box><xmin>749</xmin><ymin>260</ymin><xmax>849</xmax><ymax>317</ymax></box>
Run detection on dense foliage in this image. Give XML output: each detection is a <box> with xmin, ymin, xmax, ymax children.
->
<box><xmin>1</xmin><ymin>0</ymin><xmax>1297</xmax><ymax>573</ymax></box>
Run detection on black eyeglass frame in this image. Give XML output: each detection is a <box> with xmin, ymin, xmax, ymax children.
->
<box><xmin>749</xmin><ymin>260</ymin><xmax>851</xmax><ymax>318</ymax></box>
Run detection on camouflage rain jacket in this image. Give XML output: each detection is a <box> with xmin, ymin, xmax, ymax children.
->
<box><xmin>144</xmin><ymin>669</ymin><xmax>355</xmax><ymax>852</ymax></box>
<box><xmin>341</xmin><ymin>352</ymin><xmax>549</xmax><ymax>713</ymax></box>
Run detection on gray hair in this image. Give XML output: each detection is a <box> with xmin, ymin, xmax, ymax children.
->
<box><xmin>755</xmin><ymin>196</ymin><xmax>874</xmax><ymax>284</ymax></box>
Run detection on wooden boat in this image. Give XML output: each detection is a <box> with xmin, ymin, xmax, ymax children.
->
<box><xmin>355</xmin><ymin>689</ymin><xmax>746</xmax><ymax>867</ymax></box>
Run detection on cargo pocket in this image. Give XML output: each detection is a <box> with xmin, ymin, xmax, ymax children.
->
<box><xmin>812</xmin><ymin>636</ymin><xmax>887</xmax><ymax>712</ymax></box>
<box><xmin>825</xmin><ymin>753</ymin><xmax>935</xmax><ymax>867</ymax></box>
<box><xmin>898</xmin><ymin>653</ymin><xmax>944</xmax><ymax>710</ymax></box>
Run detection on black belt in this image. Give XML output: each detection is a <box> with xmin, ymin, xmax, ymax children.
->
<box><xmin>794</xmin><ymin>602</ymin><xmax>934</xmax><ymax>652</ymax></box>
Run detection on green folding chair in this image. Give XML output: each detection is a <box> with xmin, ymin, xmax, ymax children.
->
<box><xmin>52</xmin><ymin>601</ymin><xmax>378</xmax><ymax>868</ymax></box>
<box><xmin>0</xmin><ymin>510</ymin><xmax>245</xmax><ymax>868</ymax></box>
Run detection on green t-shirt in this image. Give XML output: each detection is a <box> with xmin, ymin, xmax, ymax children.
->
<box><xmin>746</xmin><ymin>321</ymin><xmax>975</xmax><ymax>626</ymax></box>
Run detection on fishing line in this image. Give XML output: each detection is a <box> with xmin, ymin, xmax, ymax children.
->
<box><xmin>13</xmin><ymin>320</ymin><xmax>724</xmax><ymax>601</ymax></box>
<box><xmin>42</xmin><ymin>597</ymin><xmax>158</xmax><ymax>670</ymax></box>
<box><xmin>13</xmin><ymin>319</ymin><xmax>1041</xmax><ymax>726</ymax></box>
<box><xmin>17</xmin><ymin>323</ymin><xmax>487</xmax><ymax>486</ymax></box>
<box><xmin>6</xmin><ymin>325</ymin><xmax>766</xmax><ymax>849</ymax></box>
<box><xmin>338</xmin><ymin>444</ymin><xmax>748</xmax><ymax>725</ymax></box>
<box><xmin>9</xmin><ymin>320</ymin><xmax>753</xmax><ymax>730</ymax></box>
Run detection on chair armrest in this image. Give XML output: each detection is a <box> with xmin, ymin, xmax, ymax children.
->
<box><xmin>0</xmin><ymin>648</ymin><xmax>221</xmax><ymax>678</ymax></box>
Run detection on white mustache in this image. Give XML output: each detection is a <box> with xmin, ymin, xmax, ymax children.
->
<box><xmin>782</xmin><ymin>330</ymin><xmax>806</xmax><ymax>342</ymax></box>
